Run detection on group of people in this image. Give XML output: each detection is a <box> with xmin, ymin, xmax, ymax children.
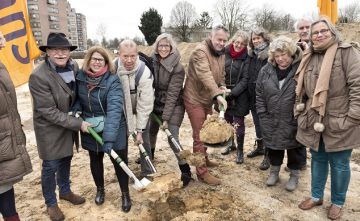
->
<box><xmin>1</xmin><ymin>15</ymin><xmax>360</xmax><ymax>221</ymax></box>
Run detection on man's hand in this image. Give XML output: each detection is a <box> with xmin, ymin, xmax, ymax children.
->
<box><xmin>135</xmin><ymin>132</ymin><xmax>143</xmax><ymax>145</ymax></box>
<box><xmin>80</xmin><ymin>121</ymin><xmax>92</xmax><ymax>133</ymax></box>
<box><xmin>161</xmin><ymin>121</ymin><xmax>169</xmax><ymax>130</ymax></box>
<box><xmin>216</xmin><ymin>95</ymin><xmax>228</xmax><ymax>111</ymax></box>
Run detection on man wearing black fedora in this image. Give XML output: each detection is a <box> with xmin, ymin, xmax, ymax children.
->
<box><xmin>29</xmin><ymin>32</ymin><xmax>91</xmax><ymax>221</ymax></box>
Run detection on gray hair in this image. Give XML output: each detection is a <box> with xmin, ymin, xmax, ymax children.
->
<box><xmin>294</xmin><ymin>17</ymin><xmax>313</xmax><ymax>31</ymax></box>
<box><xmin>230</xmin><ymin>30</ymin><xmax>250</xmax><ymax>46</ymax></box>
<box><xmin>212</xmin><ymin>24</ymin><xmax>229</xmax><ymax>34</ymax></box>
<box><xmin>309</xmin><ymin>18</ymin><xmax>342</xmax><ymax>47</ymax></box>
<box><xmin>153</xmin><ymin>33</ymin><xmax>177</xmax><ymax>54</ymax></box>
<box><xmin>268</xmin><ymin>36</ymin><xmax>297</xmax><ymax>66</ymax></box>
<box><xmin>249</xmin><ymin>27</ymin><xmax>271</xmax><ymax>50</ymax></box>
<box><xmin>118</xmin><ymin>39</ymin><xmax>137</xmax><ymax>53</ymax></box>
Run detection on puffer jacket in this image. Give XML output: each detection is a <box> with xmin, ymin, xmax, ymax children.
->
<box><xmin>0</xmin><ymin>62</ymin><xmax>32</xmax><ymax>185</ymax></box>
<box><xmin>224</xmin><ymin>45</ymin><xmax>249</xmax><ymax>117</ymax></box>
<box><xmin>256</xmin><ymin>48</ymin><xmax>303</xmax><ymax>150</ymax></box>
<box><xmin>183</xmin><ymin>40</ymin><xmax>225</xmax><ymax>107</ymax></box>
<box><xmin>73</xmin><ymin>70</ymin><xmax>127</xmax><ymax>152</ymax></box>
<box><xmin>247</xmin><ymin>46</ymin><xmax>269</xmax><ymax>110</ymax></box>
<box><xmin>295</xmin><ymin>43</ymin><xmax>360</xmax><ymax>152</ymax></box>
<box><xmin>152</xmin><ymin>49</ymin><xmax>185</xmax><ymax>126</ymax></box>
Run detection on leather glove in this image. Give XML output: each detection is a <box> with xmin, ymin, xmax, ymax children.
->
<box><xmin>102</xmin><ymin>142</ymin><xmax>113</xmax><ymax>154</ymax></box>
<box><xmin>161</xmin><ymin>121</ymin><xmax>169</xmax><ymax>130</ymax></box>
<box><xmin>216</xmin><ymin>95</ymin><xmax>228</xmax><ymax>111</ymax></box>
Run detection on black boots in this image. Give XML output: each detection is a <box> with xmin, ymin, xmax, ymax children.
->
<box><xmin>221</xmin><ymin>137</ymin><xmax>236</xmax><ymax>155</ymax></box>
<box><xmin>121</xmin><ymin>192</ymin><xmax>132</xmax><ymax>212</ymax></box>
<box><xmin>179</xmin><ymin>163</ymin><xmax>193</xmax><ymax>187</ymax></box>
<box><xmin>259</xmin><ymin>148</ymin><xmax>270</xmax><ymax>170</ymax></box>
<box><xmin>95</xmin><ymin>187</ymin><xmax>105</xmax><ymax>205</ymax></box>
<box><xmin>236</xmin><ymin>136</ymin><xmax>244</xmax><ymax>164</ymax></box>
<box><xmin>247</xmin><ymin>138</ymin><xmax>264</xmax><ymax>158</ymax></box>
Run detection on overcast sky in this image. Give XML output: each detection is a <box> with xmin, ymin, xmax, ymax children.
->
<box><xmin>69</xmin><ymin>0</ymin><xmax>350</xmax><ymax>41</ymax></box>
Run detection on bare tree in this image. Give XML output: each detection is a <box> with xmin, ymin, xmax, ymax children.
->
<box><xmin>215</xmin><ymin>0</ymin><xmax>249</xmax><ymax>37</ymax></box>
<box><xmin>252</xmin><ymin>4</ymin><xmax>279</xmax><ymax>32</ymax></box>
<box><xmin>96</xmin><ymin>23</ymin><xmax>108</xmax><ymax>47</ymax></box>
<box><xmin>277</xmin><ymin>13</ymin><xmax>296</xmax><ymax>32</ymax></box>
<box><xmin>169</xmin><ymin>1</ymin><xmax>198</xmax><ymax>42</ymax></box>
<box><xmin>339</xmin><ymin>1</ymin><xmax>360</xmax><ymax>23</ymax></box>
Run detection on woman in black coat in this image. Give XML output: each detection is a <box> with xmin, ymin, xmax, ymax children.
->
<box><xmin>256</xmin><ymin>36</ymin><xmax>304</xmax><ymax>192</ymax></box>
<box><xmin>221</xmin><ymin>30</ymin><xmax>249</xmax><ymax>165</ymax></box>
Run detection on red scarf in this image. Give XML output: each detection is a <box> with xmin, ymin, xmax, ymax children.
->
<box><xmin>85</xmin><ymin>65</ymin><xmax>108</xmax><ymax>91</ymax></box>
<box><xmin>229</xmin><ymin>43</ymin><xmax>246</xmax><ymax>59</ymax></box>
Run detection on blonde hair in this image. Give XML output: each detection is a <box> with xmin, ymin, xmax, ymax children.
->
<box><xmin>152</xmin><ymin>33</ymin><xmax>177</xmax><ymax>54</ymax></box>
<box><xmin>82</xmin><ymin>46</ymin><xmax>116</xmax><ymax>73</ymax></box>
<box><xmin>230</xmin><ymin>30</ymin><xmax>249</xmax><ymax>46</ymax></box>
<box><xmin>268</xmin><ymin>36</ymin><xmax>297</xmax><ymax>65</ymax></box>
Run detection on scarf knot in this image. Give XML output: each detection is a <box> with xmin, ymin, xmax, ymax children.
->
<box><xmin>229</xmin><ymin>43</ymin><xmax>246</xmax><ymax>59</ymax></box>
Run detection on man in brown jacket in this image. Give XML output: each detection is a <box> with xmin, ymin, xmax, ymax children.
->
<box><xmin>183</xmin><ymin>25</ymin><xmax>229</xmax><ymax>185</ymax></box>
<box><xmin>29</xmin><ymin>33</ymin><xmax>91</xmax><ymax>221</ymax></box>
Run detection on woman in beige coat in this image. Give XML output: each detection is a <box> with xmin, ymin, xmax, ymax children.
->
<box><xmin>295</xmin><ymin>18</ymin><xmax>360</xmax><ymax>220</ymax></box>
<box><xmin>0</xmin><ymin>31</ymin><xmax>32</xmax><ymax>221</ymax></box>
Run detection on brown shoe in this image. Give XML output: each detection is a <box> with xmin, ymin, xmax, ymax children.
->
<box><xmin>298</xmin><ymin>197</ymin><xmax>323</xmax><ymax>210</ymax></box>
<box><xmin>47</xmin><ymin>204</ymin><xmax>65</xmax><ymax>221</ymax></box>
<box><xmin>59</xmin><ymin>192</ymin><xmax>85</xmax><ymax>205</ymax></box>
<box><xmin>198</xmin><ymin>172</ymin><xmax>221</xmax><ymax>185</ymax></box>
<box><xmin>327</xmin><ymin>204</ymin><xmax>342</xmax><ymax>220</ymax></box>
<box><xmin>206</xmin><ymin>158</ymin><xmax>219</xmax><ymax>167</ymax></box>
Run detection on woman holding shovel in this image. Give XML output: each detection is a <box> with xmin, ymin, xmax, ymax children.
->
<box><xmin>144</xmin><ymin>33</ymin><xmax>193</xmax><ymax>187</ymax></box>
<box><xmin>72</xmin><ymin>46</ymin><xmax>131</xmax><ymax>212</ymax></box>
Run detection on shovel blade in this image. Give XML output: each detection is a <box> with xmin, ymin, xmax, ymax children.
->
<box><xmin>132</xmin><ymin>178</ymin><xmax>151</xmax><ymax>191</ymax></box>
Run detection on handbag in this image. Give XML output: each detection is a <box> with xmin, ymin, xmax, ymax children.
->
<box><xmin>85</xmin><ymin>116</ymin><xmax>106</xmax><ymax>133</ymax></box>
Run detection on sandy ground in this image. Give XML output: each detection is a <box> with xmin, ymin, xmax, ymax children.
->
<box><xmin>8</xmin><ymin>82</ymin><xmax>360</xmax><ymax>221</ymax></box>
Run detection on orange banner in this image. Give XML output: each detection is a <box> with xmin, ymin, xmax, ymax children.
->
<box><xmin>317</xmin><ymin>0</ymin><xmax>338</xmax><ymax>24</ymax></box>
<box><xmin>0</xmin><ymin>0</ymin><xmax>41</xmax><ymax>87</ymax></box>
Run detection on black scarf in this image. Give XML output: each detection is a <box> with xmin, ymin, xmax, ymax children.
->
<box><xmin>206</xmin><ymin>39</ymin><xmax>225</xmax><ymax>57</ymax></box>
<box><xmin>276</xmin><ymin>64</ymin><xmax>292</xmax><ymax>81</ymax></box>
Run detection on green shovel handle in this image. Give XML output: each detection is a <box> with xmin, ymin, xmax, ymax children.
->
<box><xmin>150</xmin><ymin>112</ymin><xmax>162</xmax><ymax>126</ymax></box>
<box><xmin>88</xmin><ymin>127</ymin><xmax>104</xmax><ymax>145</ymax></box>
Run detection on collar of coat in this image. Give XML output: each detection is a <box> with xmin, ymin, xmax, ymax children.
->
<box><xmin>153</xmin><ymin>49</ymin><xmax>181</xmax><ymax>73</ymax></box>
<box><xmin>116</xmin><ymin>56</ymin><xmax>140</xmax><ymax>76</ymax></box>
<box><xmin>248</xmin><ymin>46</ymin><xmax>269</xmax><ymax>60</ymax></box>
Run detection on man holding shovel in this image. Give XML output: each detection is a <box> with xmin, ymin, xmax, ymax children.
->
<box><xmin>183</xmin><ymin>25</ymin><xmax>229</xmax><ymax>185</ymax></box>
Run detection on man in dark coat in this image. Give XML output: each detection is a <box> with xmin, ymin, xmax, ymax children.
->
<box><xmin>29</xmin><ymin>32</ymin><xmax>91</xmax><ymax>221</ymax></box>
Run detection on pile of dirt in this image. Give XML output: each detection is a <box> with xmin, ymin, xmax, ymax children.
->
<box><xmin>200</xmin><ymin>113</ymin><xmax>234</xmax><ymax>145</ymax></box>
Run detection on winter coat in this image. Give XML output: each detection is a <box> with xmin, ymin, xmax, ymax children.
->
<box><xmin>295</xmin><ymin>43</ymin><xmax>360</xmax><ymax>152</ymax></box>
<box><xmin>224</xmin><ymin>45</ymin><xmax>249</xmax><ymax>117</ymax></box>
<box><xmin>247</xmin><ymin>46</ymin><xmax>269</xmax><ymax>110</ymax></box>
<box><xmin>152</xmin><ymin>49</ymin><xmax>185</xmax><ymax>126</ymax></box>
<box><xmin>29</xmin><ymin>59</ymin><xmax>82</xmax><ymax>160</ymax></box>
<box><xmin>73</xmin><ymin>70</ymin><xmax>127</xmax><ymax>152</ymax></box>
<box><xmin>0</xmin><ymin>62</ymin><xmax>32</xmax><ymax>185</ymax></box>
<box><xmin>183</xmin><ymin>40</ymin><xmax>225</xmax><ymax>107</ymax></box>
<box><xmin>256</xmin><ymin>48</ymin><xmax>304</xmax><ymax>150</ymax></box>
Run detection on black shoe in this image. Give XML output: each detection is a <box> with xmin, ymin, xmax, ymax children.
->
<box><xmin>95</xmin><ymin>187</ymin><xmax>105</xmax><ymax>205</ymax></box>
<box><xmin>236</xmin><ymin>147</ymin><xmax>244</xmax><ymax>164</ymax></box>
<box><xmin>121</xmin><ymin>192</ymin><xmax>132</xmax><ymax>213</ymax></box>
<box><xmin>259</xmin><ymin>155</ymin><xmax>270</xmax><ymax>170</ymax></box>
<box><xmin>247</xmin><ymin>139</ymin><xmax>264</xmax><ymax>158</ymax></box>
<box><xmin>179</xmin><ymin>164</ymin><xmax>193</xmax><ymax>187</ymax></box>
<box><xmin>221</xmin><ymin>137</ymin><xmax>236</xmax><ymax>155</ymax></box>
<box><xmin>151</xmin><ymin>148</ymin><xmax>155</xmax><ymax>160</ymax></box>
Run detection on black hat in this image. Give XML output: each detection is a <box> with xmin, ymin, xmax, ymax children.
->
<box><xmin>39</xmin><ymin>32</ymin><xmax>77</xmax><ymax>52</ymax></box>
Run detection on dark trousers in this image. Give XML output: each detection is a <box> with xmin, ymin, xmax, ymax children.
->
<box><xmin>0</xmin><ymin>188</ymin><xmax>17</xmax><ymax>217</ymax></box>
<box><xmin>268</xmin><ymin>147</ymin><xmax>304</xmax><ymax>170</ymax></box>
<box><xmin>224</xmin><ymin>112</ymin><xmax>245</xmax><ymax>139</ymax></box>
<box><xmin>88</xmin><ymin>149</ymin><xmax>129</xmax><ymax>193</ymax></box>
<box><xmin>250</xmin><ymin>108</ymin><xmax>262</xmax><ymax>139</ymax></box>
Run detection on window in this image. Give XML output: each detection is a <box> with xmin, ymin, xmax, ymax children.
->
<box><xmin>50</xmin><ymin>23</ymin><xmax>60</xmax><ymax>30</ymax></box>
<box><xmin>28</xmin><ymin>4</ymin><xmax>38</xmax><ymax>10</ymax></box>
<box><xmin>31</xmin><ymin>22</ymin><xmax>41</xmax><ymax>28</ymax></box>
<box><xmin>48</xmin><ymin>7</ymin><xmax>59</xmax><ymax>14</ymax></box>
<box><xmin>30</xmin><ymin>13</ymin><xmax>39</xmax><ymax>19</ymax></box>
<box><xmin>47</xmin><ymin>0</ymin><xmax>57</xmax><ymax>5</ymax></box>
<box><xmin>33</xmin><ymin>31</ymin><xmax>41</xmax><ymax>37</ymax></box>
<box><xmin>48</xmin><ymin>15</ymin><xmax>58</xmax><ymax>21</ymax></box>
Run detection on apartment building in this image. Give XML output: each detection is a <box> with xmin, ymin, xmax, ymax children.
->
<box><xmin>76</xmin><ymin>13</ymin><xmax>87</xmax><ymax>50</ymax></box>
<box><xmin>27</xmin><ymin>0</ymin><xmax>87</xmax><ymax>50</ymax></box>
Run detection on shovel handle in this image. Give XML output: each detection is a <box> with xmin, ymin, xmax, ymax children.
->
<box><xmin>88</xmin><ymin>127</ymin><xmax>104</xmax><ymax>145</ymax></box>
<box><xmin>131</xmin><ymin>132</ymin><xmax>157</xmax><ymax>173</ymax></box>
<box><xmin>150</xmin><ymin>112</ymin><xmax>162</xmax><ymax>126</ymax></box>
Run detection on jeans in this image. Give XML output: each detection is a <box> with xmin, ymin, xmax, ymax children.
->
<box><xmin>184</xmin><ymin>100</ymin><xmax>212</xmax><ymax>176</ymax></box>
<box><xmin>250</xmin><ymin>109</ymin><xmax>262</xmax><ymax>139</ymax></box>
<box><xmin>310</xmin><ymin>138</ymin><xmax>352</xmax><ymax>206</ymax></box>
<box><xmin>146</xmin><ymin>116</ymin><xmax>187</xmax><ymax>165</ymax></box>
<box><xmin>41</xmin><ymin>156</ymin><xmax>72</xmax><ymax>207</ymax></box>
<box><xmin>268</xmin><ymin>147</ymin><xmax>304</xmax><ymax>170</ymax></box>
<box><xmin>141</xmin><ymin>119</ymin><xmax>156</xmax><ymax>176</ymax></box>
<box><xmin>0</xmin><ymin>188</ymin><xmax>17</xmax><ymax>217</ymax></box>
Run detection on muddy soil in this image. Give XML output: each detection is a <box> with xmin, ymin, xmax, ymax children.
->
<box><xmin>10</xmin><ymin>84</ymin><xmax>360</xmax><ymax>221</ymax></box>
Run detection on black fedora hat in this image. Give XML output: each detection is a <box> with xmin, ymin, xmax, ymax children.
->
<box><xmin>39</xmin><ymin>32</ymin><xmax>77</xmax><ymax>52</ymax></box>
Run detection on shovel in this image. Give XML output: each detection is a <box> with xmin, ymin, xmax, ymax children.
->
<box><xmin>87</xmin><ymin>126</ymin><xmax>151</xmax><ymax>191</ymax></box>
<box><xmin>131</xmin><ymin>132</ymin><xmax>157</xmax><ymax>173</ymax></box>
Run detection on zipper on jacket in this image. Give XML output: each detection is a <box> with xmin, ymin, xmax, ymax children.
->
<box><xmin>230</xmin><ymin>59</ymin><xmax>234</xmax><ymax>86</ymax></box>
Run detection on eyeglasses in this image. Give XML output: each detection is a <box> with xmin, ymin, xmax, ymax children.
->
<box><xmin>91</xmin><ymin>57</ymin><xmax>105</xmax><ymax>63</ymax></box>
<box><xmin>158</xmin><ymin>44</ymin><xmax>170</xmax><ymax>49</ymax></box>
<box><xmin>234</xmin><ymin>41</ymin><xmax>246</xmax><ymax>47</ymax></box>
<box><xmin>311</xmin><ymin>29</ymin><xmax>330</xmax><ymax>37</ymax></box>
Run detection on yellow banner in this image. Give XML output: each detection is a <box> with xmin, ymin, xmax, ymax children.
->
<box><xmin>0</xmin><ymin>0</ymin><xmax>41</xmax><ymax>87</ymax></box>
<box><xmin>317</xmin><ymin>0</ymin><xmax>338</xmax><ymax>24</ymax></box>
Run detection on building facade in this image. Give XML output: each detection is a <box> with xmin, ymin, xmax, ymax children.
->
<box><xmin>76</xmin><ymin>13</ymin><xmax>87</xmax><ymax>50</ymax></box>
<box><xmin>27</xmin><ymin>0</ymin><xmax>87</xmax><ymax>50</ymax></box>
